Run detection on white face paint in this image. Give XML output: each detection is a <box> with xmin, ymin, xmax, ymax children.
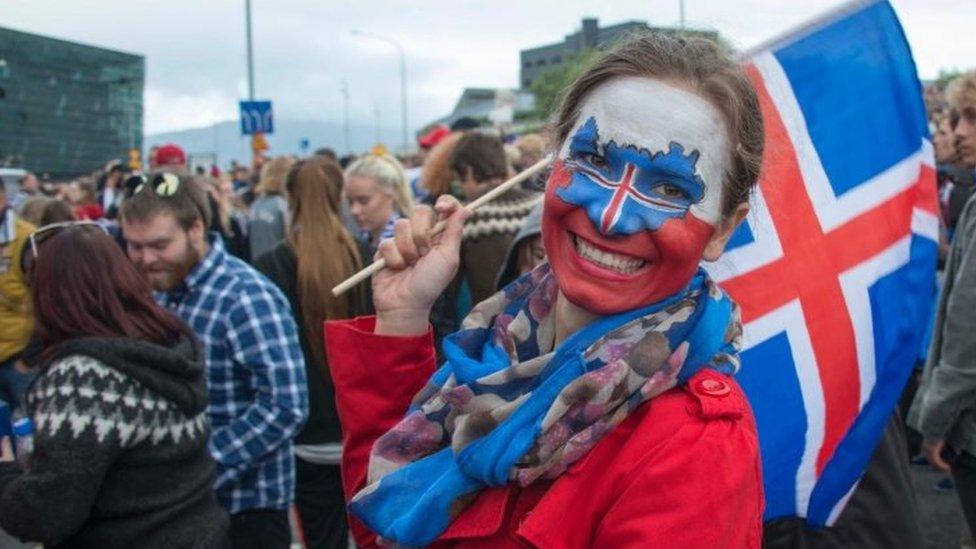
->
<box><xmin>558</xmin><ymin>76</ymin><xmax>730</xmax><ymax>225</ymax></box>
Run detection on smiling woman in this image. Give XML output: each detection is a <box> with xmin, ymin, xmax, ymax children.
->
<box><xmin>324</xmin><ymin>31</ymin><xmax>766</xmax><ymax>549</ymax></box>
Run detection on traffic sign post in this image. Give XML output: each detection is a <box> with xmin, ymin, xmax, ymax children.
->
<box><xmin>239</xmin><ymin>100</ymin><xmax>274</xmax><ymax>135</ymax></box>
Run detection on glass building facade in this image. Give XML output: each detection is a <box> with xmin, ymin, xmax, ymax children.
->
<box><xmin>0</xmin><ymin>26</ymin><xmax>144</xmax><ymax>178</ymax></box>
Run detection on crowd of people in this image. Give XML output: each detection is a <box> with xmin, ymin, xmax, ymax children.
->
<box><xmin>0</xmin><ymin>85</ymin><xmax>549</xmax><ymax>547</ymax></box>
<box><xmin>0</xmin><ymin>29</ymin><xmax>973</xmax><ymax>549</ymax></box>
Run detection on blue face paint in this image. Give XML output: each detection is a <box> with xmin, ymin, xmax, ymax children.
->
<box><xmin>555</xmin><ymin>117</ymin><xmax>707</xmax><ymax>236</ymax></box>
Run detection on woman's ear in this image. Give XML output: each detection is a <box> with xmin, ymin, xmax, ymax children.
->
<box><xmin>702</xmin><ymin>202</ymin><xmax>749</xmax><ymax>262</ymax></box>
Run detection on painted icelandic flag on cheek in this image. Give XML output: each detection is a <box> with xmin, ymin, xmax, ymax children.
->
<box><xmin>704</xmin><ymin>0</ymin><xmax>938</xmax><ymax>527</ymax></box>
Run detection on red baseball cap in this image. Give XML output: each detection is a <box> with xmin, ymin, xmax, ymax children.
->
<box><xmin>155</xmin><ymin>143</ymin><xmax>186</xmax><ymax>167</ymax></box>
<box><xmin>418</xmin><ymin>125</ymin><xmax>451</xmax><ymax>149</ymax></box>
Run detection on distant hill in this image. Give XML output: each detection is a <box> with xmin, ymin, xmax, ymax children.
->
<box><xmin>146</xmin><ymin>118</ymin><xmax>406</xmax><ymax>168</ymax></box>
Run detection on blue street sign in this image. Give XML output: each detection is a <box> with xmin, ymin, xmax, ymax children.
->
<box><xmin>239</xmin><ymin>100</ymin><xmax>274</xmax><ymax>135</ymax></box>
<box><xmin>299</xmin><ymin>138</ymin><xmax>310</xmax><ymax>152</ymax></box>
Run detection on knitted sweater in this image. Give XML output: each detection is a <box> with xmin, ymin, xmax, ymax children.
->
<box><xmin>0</xmin><ymin>337</ymin><xmax>228</xmax><ymax>548</ymax></box>
<box><xmin>459</xmin><ymin>187</ymin><xmax>541</xmax><ymax>305</ymax></box>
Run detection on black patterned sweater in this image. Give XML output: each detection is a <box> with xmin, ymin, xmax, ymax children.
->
<box><xmin>0</xmin><ymin>337</ymin><xmax>228</xmax><ymax>549</ymax></box>
<box><xmin>460</xmin><ymin>186</ymin><xmax>542</xmax><ymax>305</ymax></box>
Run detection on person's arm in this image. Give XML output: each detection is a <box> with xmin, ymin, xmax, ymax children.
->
<box><xmin>208</xmin><ymin>288</ymin><xmax>309</xmax><ymax>488</ymax></box>
<box><xmin>325</xmin><ymin>317</ymin><xmax>437</xmax><ymax>548</ymax></box>
<box><xmin>0</xmin><ymin>360</ymin><xmax>125</xmax><ymax>546</ymax></box>
<box><xmin>915</xmin><ymin>206</ymin><xmax>976</xmax><ymax>449</ymax></box>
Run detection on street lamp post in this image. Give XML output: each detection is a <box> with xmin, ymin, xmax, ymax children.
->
<box><xmin>245</xmin><ymin>0</ymin><xmax>255</xmax><ymax>100</ymax></box>
<box><xmin>340</xmin><ymin>81</ymin><xmax>351</xmax><ymax>154</ymax></box>
<box><xmin>352</xmin><ymin>30</ymin><xmax>408</xmax><ymax>153</ymax></box>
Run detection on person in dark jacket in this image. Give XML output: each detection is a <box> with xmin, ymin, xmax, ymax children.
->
<box><xmin>254</xmin><ymin>158</ymin><xmax>369</xmax><ymax>549</ymax></box>
<box><xmin>910</xmin><ymin>71</ymin><xmax>976</xmax><ymax>538</ymax></box>
<box><xmin>450</xmin><ymin>132</ymin><xmax>541</xmax><ymax>307</ymax></box>
<box><xmin>249</xmin><ymin>156</ymin><xmax>294</xmax><ymax>260</ymax></box>
<box><xmin>0</xmin><ymin>221</ymin><xmax>227</xmax><ymax>548</ymax></box>
<box><xmin>494</xmin><ymin>202</ymin><xmax>545</xmax><ymax>291</ymax></box>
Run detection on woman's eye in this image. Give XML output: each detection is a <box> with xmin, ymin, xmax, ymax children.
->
<box><xmin>655</xmin><ymin>184</ymin><xmax>687</xmax><ymax>200</ymax></box>
<box><xmin>582</xmin><ymin>153</ymin><xmax>607</xmax><ymax>168</ymax></box>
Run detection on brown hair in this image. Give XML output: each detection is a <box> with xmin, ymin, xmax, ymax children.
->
<box><xmin>421</xmin><ymin>131</ymin><xmax>464</xmax><ymax>198</ymax></box>
<box><xmin>554</xmin><ymin>32</ymin><xmax>764</xmax><ymax>216</ymax></box>
<box><xmin>286</xmin><ymin>158</ymin><xmax>365</xmax><ymax>372</ymax></box>
<box><xmin>77</xmin><ymin>180</ymin><xmax>98</xmax><ymax>204</ymax></box>
<box><xmin>30</xmin><ymin>225</ymin><xmax>195</xmax><ymax>354</ymax></box>
<box><xmin>120</xmin><ymin>173</ymin><xmax>212</xmax><ymax>230</ymax></box>
<box><xmin>449</xmin><ymin>132</ymin><xmax>508</xmax><ymax>183</ymax></box>
<box><xmin>19</xmin><ymin>196</ymin><xmax>54</xmax><ymax>226</ymax></box>
<box><xmin>39</xmin><ymin>199</ymin><xmax>76</xmax><ymax>226</ymax></box>
<box><xmin>256</xmin><ymin>155</ymin><xmax>295</xmax><ymax>196</ymax></box>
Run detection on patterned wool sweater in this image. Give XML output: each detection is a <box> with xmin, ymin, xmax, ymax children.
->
<box><xmin>460</xmin><ymin>186</ymin><xmax>542</xmax><ymax>305</ymax></box>
<box><xmin>0</xmin><ymin>337</ymin><xmax>228</xmax><ymax>549</ymax></box>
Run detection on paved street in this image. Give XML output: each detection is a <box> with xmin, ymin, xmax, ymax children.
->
<box><xmin>913</xmin><ymin>461</ymin><xmax>972</xmax><ymax>549</ymax></box>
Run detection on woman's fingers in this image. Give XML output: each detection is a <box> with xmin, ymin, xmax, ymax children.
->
<box><xmin>410</xmin><ymin>205</ymin><xmax>435</xmax><ymax>255</ymax></box>
<box><xmin>377</xmin><ymin>238</ymin><xmax>406</xmax><ymax>270</ymax></box>
<box><xmin>435</xmin><ymin>201</ymin><xmax>471</xmax><ymax>261</ymax></box>
<box><xmin>433</xmin><ymin>195</ymin><xmax>463</xmax><ymax>218</ymax></box>
<box><xmin>393</xmin><ymin>218</ymin><xmax>420</xmax><ymax>264</ymax></box>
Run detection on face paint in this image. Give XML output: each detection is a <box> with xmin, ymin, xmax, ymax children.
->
<box><xmin>542</xmin><ymin>77</ymin><xmax>729</xmax><ymax>315</ymax></box>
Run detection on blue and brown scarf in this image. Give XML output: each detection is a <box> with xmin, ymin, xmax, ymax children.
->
<box><xmin>350</xmin><ymin>263</ymin><xmax>742</xmax><ymax>547</ymax></box>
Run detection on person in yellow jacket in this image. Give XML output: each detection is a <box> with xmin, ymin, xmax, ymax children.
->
<box><xmin>0</xmin><ymin>183</ymin><xmax>36</xmax><ymax>413</ymax></box>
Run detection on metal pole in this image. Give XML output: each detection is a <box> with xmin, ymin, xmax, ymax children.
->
<box><xmin>341</xmin><ymin>81</ymin><xmax>351</xmax><ymax>154</ymax></box>
<box><xmin>351</xmin><ymin>31</ymin><xmax>408</xmax><ymax>153</ymax></box>
<box><xmin>680</xmin><ymin>0</ymin><xmax>686</xmax><ymax>29</ymax></box>
<box><xmin>398</xmin><ymin>45</ymin><xmax>408</xmax><ymax>154</ymax></box>
<box><xmin>129</xmin><ymin>82</ymin><xmax>137</xmax><ymax>153</ymax></box>
<box><xmin>373</xmin><ymin>103</ymin><xmax>381</xmax><ymax>145</ymax></box>
<box><xmin>245</xmin><ymin>0</ymin><xmax>255</xmax><ymax>100</ymax></box>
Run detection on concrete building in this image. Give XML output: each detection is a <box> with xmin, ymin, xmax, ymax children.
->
<box><xmin>519</xmin><ymin>17</ymin><xmax>719</xmax><ymax>88</ymax></box>
<box><xmin>426</xmin><ymin>87</ymin><xmax>536</xmax><ymax>129</ymax></box>
<box><xmin>0</xmin><ymin>26</ymin><xmax>144</xmax><ymax>178</ymax></box>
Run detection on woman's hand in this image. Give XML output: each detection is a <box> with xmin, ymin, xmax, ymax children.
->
<box><xmin>373</xmin><ymin>196</ymin><xmax>470</xmax><ymax>336</ymax></box>
<box><xmin>0</xmin><ymin>436</ymin><xmax>14</xmax><ymax>463</ymax></box>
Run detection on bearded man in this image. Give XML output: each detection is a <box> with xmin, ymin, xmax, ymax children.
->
<box><xmin>120</xmin><ymin>173</ymin><xmax>308</xmax><ymax>549</ymax></box>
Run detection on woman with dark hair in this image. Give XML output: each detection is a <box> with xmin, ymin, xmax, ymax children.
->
<box><xmin>325</xmin><ymin>32</ymin><xmax>765</xmax><ymax>548</ymax></box>
<box><xmin>254</xmin><ymin>158</ymin><xmax>370</xmax><ymax>549</ymax></box>
<box><xmin>0</xmin><ymin>222</ymin><xmax>228</xmax><ymax>548</ymax></box>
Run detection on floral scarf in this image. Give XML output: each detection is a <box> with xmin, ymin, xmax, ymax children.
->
<box><xmin>350</xmin><ymin>263</ymin><xmax>742</xmax><ymax>547</ymax></box>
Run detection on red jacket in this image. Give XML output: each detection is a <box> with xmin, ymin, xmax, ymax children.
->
<box><xmin>325</xmin><ymin>316</ymin><xmax>764</xmax><ymax>548</ymax></box>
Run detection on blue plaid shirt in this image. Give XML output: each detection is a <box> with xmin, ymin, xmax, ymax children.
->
<box><xmin>158</xmin><ymin>234</ymin><xmax>308</xmax><ymax>514</ymax></box>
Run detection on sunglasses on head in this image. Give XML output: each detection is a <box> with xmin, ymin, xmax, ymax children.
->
<box><xmin>22</xmin><ymin>221</ymin><xmax>111</xmax><ymax>275</ymax></box>
<box><xmin>29</xmin><ymin>221</ymin><xmax>110</xmax><ymax>257</ymax></box>
<box><xmin>134</xmin><ymin>172</ymin><xmax>181</xmax><ymax>197</ymax></box>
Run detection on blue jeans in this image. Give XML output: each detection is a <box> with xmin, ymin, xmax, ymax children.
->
<box><xmin>0</xmin><ymin>356</ymin><xmax>37</xmax><ymax>415</ymax></box>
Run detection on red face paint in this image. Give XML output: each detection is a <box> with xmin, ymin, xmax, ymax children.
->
<box><xmin>542</xmin><ymin>160</ymin><xmax>716</xmax><ymax>315</ymax></box>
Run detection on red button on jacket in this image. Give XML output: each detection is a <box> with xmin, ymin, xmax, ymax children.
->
<box><xmin>325</xmin><ymin>317</ymin><xmax>764</xmax><ymax>548</ymax></box>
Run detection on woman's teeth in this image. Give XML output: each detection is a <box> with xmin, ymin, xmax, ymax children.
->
<box><xmin>573</xmin><ymin>235</ymin><xmax>646</xmax><ymax>274</ymax></box>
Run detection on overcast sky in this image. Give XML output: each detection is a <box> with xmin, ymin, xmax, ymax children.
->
<box><xmin>4</xmin><ymin>0</ymin><xmax>974</xmax><ymax>136</ymax></box>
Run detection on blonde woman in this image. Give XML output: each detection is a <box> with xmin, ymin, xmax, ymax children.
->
<box><xmin>343</xmin><ymin>153</ymin><xmax>414</xmax><ymax>251</ymax></box>
<box><xmin>249</xmin><ymin>155</ymin><xmax>295</xmax><ymax>259</ymax></box>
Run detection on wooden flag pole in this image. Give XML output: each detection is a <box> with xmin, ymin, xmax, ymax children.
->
<box><xmin>331</xmin><ymin>155</ymin><xmax>552</xmax><ymax>297</ymax></box>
